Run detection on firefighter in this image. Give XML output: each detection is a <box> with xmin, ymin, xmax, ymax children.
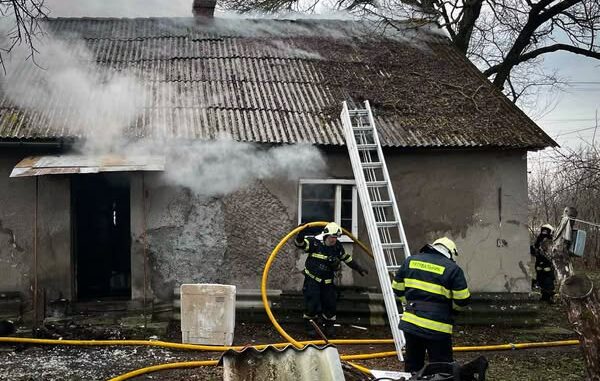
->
<box><xmin>295</xmin><ymin>222</ymin><xmax>369</xmax><ymax>337</ymax></box>
<box><xmin>392</xmin><ymin>237</ymin><xmax>470</xmax><ymax>373</ymax></box>
<box><xmin>530</xmin><ymin>224</ymin><xmax>555</xmax><ymax>303</ymax></box>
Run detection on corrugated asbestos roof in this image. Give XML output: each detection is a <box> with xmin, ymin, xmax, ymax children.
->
<box><xmin>0</xmin><ymin>18</ymin><xmax>556</xmax><ymax>149</ymax></box>
<box><xmin>219</xmin><ymin>343</ymin><xmax>335</xmax><ymax>362</ymax></box>
<box><xmin>10</xmin><ymin>154</ymin><xmax>165</xmax><ymax>177</ymax></box>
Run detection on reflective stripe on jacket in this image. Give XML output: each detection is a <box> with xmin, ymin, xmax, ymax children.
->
<box><xmin>392</xmin><ymin>247</ymin><xmax>470</xmax><ymax>339</ymax></box>
<box><xmin>297</xmin><ymin>237</ymin><xmax>352</xmax><ymax>283</ymax></box>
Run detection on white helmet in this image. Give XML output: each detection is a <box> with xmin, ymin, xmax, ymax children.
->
<box><xmin>322</xmin><ymin>222</ymin><xmax>342</xmax><ymax>237</ymax></box>
<box><xmin>431</xmin><ymin>237</ymin><xmax>458</xmax><ymax>260</ymax></box>
<box><xmin>541</xmin><ymin>224</ymin><xmax>554</xmax><ymax>234</ymax></box>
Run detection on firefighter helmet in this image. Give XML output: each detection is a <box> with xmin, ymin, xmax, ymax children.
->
<box><xmin>323</xmin><ymin>222</ymin><xmax>342</xmax><ymax>237</ymax></box>
<box><xmin>541</xmin><ymin>224</ymin><xmax>554</xmax><ymax>234</ymax></box>
<box><xmin>432</xmin><ymin>237</ymin><xmax>459</xmax><ymax>258</ymax></box>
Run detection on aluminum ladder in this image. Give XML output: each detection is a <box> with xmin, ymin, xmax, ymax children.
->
<box><xmin>340</xmin><ymin>100</ymin><xmax>411</xmax><ymax>362</ymax></box>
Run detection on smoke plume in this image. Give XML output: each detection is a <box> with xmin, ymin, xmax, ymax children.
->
<box><xmin>0</xmin><ymin>33</ymin><xmax>146</xmax><ymax>154</ymax></box>
<box><xmin>0</xmin><ymin>19</ymin><xmax>326</xmax><ymax>197</ymax></box>
<box><xmin>160</xmin><ymin>138</ymin><xmax>325</xmax><ymax>197</ymax></box>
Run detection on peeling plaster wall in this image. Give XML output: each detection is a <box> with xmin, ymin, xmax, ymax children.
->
<box><xmin>276</xmin><ymin>148</ymin><xmax>530</xmax><ymax>293</ymax></box>
<box><xmin>221</xmin><ymin>181</ymin><xmax>299</xmax><ymax>289</ymax></box>
<box><xmin>384</xmin><ymin>149</ymin><xmax>530</xmax><ymax>292</ymax></box>
<box><xmin>131</xmin><ymin>175</ymin><xmax>304</xmax><ymax>299</ymax></box>
<box><xmin>0</xmin><ymin>149</ymin><xmax>35</xmax><ymax>298</ymax></box>
<box><xmin>37</xmin><ymin>175</ymin><xmax>71</xmax><ymax>301</ymax></box>
<box><xmin>0</xmin><ymin>145</ymin><xmax>532</xmax><ymax>308</ymax></box>
<box><xmin>135</xmin><ymin>173</ymin><xmax>227</xmax><ymax>302</ymax></box>
<box><xmin>0</xmin><ymin>147</ymin><xmax>70</xmax><ymax>307</ymax></box>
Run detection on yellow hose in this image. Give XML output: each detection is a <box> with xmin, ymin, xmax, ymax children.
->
<box><xmin>344</xmin><ymin>361</ymin><xmax>373</xmax><ymax>374</ymax></box>
<box><xmin>0</xmin><ymin>337</ymin><xmax>578</xmax><ymax>355</ymax></box>
<box><xmin>260</xmin><ymin>221</ymin><xmax>380</xmax><ymax>374</ymax></box>
<box><xmin>108</xmin><ymin>360</ymin><xmax>218</xmax><ymax>381</ymax></box>
<box><xmin>453</xmin><ymin>339</ymin><xmax>581</xmax><ymax>352</ymax></box>
<box><xmin>258</xmin><ymin>222</ymin><xmax>582</xmax><ymax>376</ymax></box>
<box><xmin>0</xmin><ymin>336</ymin><xmax>392</xmax><ymax>349</ymax></box>
<box><xmin>260</xmin><ymin>221</ymin><xmax>370</xmax><ymax>349</ymax></box>
<box><xmin>0</xmin><ymin>223</ymin><xmax>583</xmax><ymax>380</ymax></box>
<box><xmin>99</xmin><ymin>338</ymin><xmax>582</xmax><ymax>381</ymax></box>
<box><xmin>0</xmin><ymin>336</ymin><xmax>580</xmax><ymax>380</ymax></box>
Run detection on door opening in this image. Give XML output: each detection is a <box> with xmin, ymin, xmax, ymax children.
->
<box><xmin>72</xmin><ymin>173</ymin><xmax>131</xmax><ymax>300</ymax></box>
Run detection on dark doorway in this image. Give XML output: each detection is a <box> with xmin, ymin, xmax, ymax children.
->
<box><xmin>72</xmin><ymin>173</ymin><xmax>131</xmax><ymax>300</ymax></box>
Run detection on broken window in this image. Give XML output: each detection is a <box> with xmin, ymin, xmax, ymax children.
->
<box><xmin>298</xmin><ymin>180</ymin><xmax>357</xmax><ymax>242</ymax></box>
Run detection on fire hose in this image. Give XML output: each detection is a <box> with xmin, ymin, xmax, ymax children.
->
<box><xmin>0</xmin><ymin>221</ymin><xmax>581</xmax><ymax>380</ymax></box>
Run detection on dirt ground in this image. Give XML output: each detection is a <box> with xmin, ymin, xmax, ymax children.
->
<box><xmin>0</xmin><ymin>301</ymin><xmax>586</xmax><ymax>381</ymax></box>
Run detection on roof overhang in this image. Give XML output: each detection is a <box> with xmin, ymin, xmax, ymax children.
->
<box><xmin>10</xmin><ymin>154</ymin><xmax>165</xmax><ymax>177</ymax></box>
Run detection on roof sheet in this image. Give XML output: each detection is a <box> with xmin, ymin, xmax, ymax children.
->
<box><xmin>10</xmin><ymin>154</ymin><xmax>165</xmax><ymax>177</ymax></box>
<box><xmin>0</xmin><ymin>18</ymin><xmax>556</xmax><ymax>149</ymax></box>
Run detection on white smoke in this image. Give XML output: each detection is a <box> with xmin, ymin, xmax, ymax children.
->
<box><xmin>270</xmin><ymin>40</ymin><xmax>324</xmax><ymax>59</ymax></box>
<box><xmin>45</xmin><ymin>0</ymin><xmax>193</xmax><ymax>17</ymax></box>
<box><xmin>159</xmin><ymin>138</ymin><xmax>325</xmax><ymax>197</ymax></box>
<box><xmin>0</xmin><ymin>32</ymin><xmax>146</xmax><ymax>154</ymax></box>
<box><xmin>43</xmin><ymin>0</ymin><xmax>353</xmax><ymax>19</ymax></box>
<box><xmin>0</xmin><ymin>20</ymin><xmax>326</xmax><ymax>197</ymax></box>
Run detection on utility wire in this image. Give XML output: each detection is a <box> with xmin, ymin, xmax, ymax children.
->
<box><xmin>553</xmin><ymin>126</ymin><xmax>599</xmax><ymax>137</ymax></box>
<box><xmin>542</xmin><ymin>118</ymin><xmax>597</xmax><ymax>122</ymax></box>
<box><xmin>572</xmin><ymin>218</ymin><xmax>600</xmax><ymax>229</ymax></box>
<box><xmin>593</xmin><ymin>109</ymin><xmax>598</xmax><ymax>146</ymax></box>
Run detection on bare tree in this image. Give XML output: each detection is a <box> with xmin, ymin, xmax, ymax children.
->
<box><xmin>550</xmin><ymin>207</ymin><xmax>600</xmax><ymax>380</ymax></box>
<box><xmin>222</xmin><ymin>0</ymin><xmax>600</xmax><ymax>103</ymax></box>
<box><xmin>0</xmin><ymin>0</ymin><xmax>47</xmax><ymax>71</ymax></box>
<box><xmin>529</xmin><ymin>146</ymin><xmax>600</xmax><ymax>268</ymax></box>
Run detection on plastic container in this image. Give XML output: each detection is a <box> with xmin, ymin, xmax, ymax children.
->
<box><xmin>180</xmin><ymin>284</ymin><xmax>236</xmax><ymax>345</ymax></box>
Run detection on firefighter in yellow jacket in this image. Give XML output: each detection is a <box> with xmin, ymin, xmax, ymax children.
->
<box><xmin>295</xmin><ymin>222</ymin><xmax>368</xmax><ymax>337</ymax></box>
<box><xmin>392</xmin><ymin>237</ymin><xmax>470</xmax><ymax>373</ymax></box>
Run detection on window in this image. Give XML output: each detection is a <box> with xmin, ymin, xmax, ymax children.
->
<box><xmin>298</xmin><ymin>180</ymin><xmax>358</xmax><ymax>242</ymax></box>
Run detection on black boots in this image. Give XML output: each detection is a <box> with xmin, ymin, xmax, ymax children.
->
<box><xmin>323</xmin><ymin>320</ymin><xmax>335</xmax><ymax>338</ymax></box>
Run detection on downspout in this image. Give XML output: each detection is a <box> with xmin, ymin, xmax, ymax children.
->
<box><xmin>33</xmin><ymin>176</ymin><xmax>39</xmax><ymax>329</ymax></box>
<box><xmin>0</xmin><ymin>140</ymin><xmax>67</xmax><ymax>149</ymax></box>
<box><xmin>142</xmin><ymin>173</ymin><xmax>148</xmax><ymax>330</ymax></box>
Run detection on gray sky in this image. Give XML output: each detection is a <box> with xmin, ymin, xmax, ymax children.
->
<box><xmin>529</xmin><ymin>53</ymin><xmax>600</xmax><ymax>149</ymax></box>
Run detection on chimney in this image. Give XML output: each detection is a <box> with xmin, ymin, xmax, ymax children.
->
<box><xmin>193</xmin><ymin>0</ymin><xmax>217</xmax><ymax>18</ymax></box>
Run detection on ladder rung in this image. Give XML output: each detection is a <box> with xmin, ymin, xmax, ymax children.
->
<box><xmin>352</xmin><ymin>127</ymin><xmax>373</xmax><ymax>132</ymax></box>
<box><xmin>356</xmin><ymin>144</ymin><xmax>378</xmax><ymax>150</ymax></box>
<box><xmin>348</xmin><ymin>109</ymin><xmax>369</xmax><ymax>115</ymax></box>
<box><xmin>361</xmin><ymin>162</ymin><xmax>382</xmax><ymax>168</ymax></box>
<box><xmin>372</xmin><ymin>201</ymin><xmax>393</xmax><ymax>207</ymax></box>
<box><xmin>376</xmin><ymin>220</ymin><xmax>397</xmax><ymax>227</ymax></box>
<box><xmin>387</xmin><ymin>265</ymin><xmax>402</xmax><ymax>272</ymax></box>
<box><xmin>366</xmin><ymin>181</ymin><xmax>388</xmax><ymax>187</ymax></box>
<box><xmin>381</xmin><ymin>243</ymin><xmax>405</xmax><ymax>250</ymax></box>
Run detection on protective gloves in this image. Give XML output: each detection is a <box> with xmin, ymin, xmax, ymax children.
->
<box><xmin>295</xmin><ymin>224</ymin><xmax>309</xmax><ymax>246</ymax></box>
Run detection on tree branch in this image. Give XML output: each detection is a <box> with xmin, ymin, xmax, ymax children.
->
<box><xmin>485</xmin><ymin>43</ymin><xmax>600</xmax><ymax>76</ymax></box>
<box><xmin>522</xmin><ymin>43</ymin><xmax>600</xmax><ymax>61</ymax></box>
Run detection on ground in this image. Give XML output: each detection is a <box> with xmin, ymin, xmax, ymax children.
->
<box><xmin>0</xmin><ymin>297</ymin><xmax>586</xmax><ymax>381</ymax></box>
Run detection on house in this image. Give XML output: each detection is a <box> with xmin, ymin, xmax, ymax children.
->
<box><xmin>0</xmin><ymin>2</ymin><xmax>556</xmax><ymax>322</ymax></box>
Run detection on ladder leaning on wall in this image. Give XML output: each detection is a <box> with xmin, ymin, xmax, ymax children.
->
<box><xmin>340</xmin><ymin>100</ymin><xmax>411</xmax><ymax>362</ymax></box>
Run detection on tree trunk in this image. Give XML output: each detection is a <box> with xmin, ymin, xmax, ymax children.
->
<box><xmin>550</xmin><ymin>207</ymin><xmax>600</xmax><ymax>381</ymax></box>
<box><xmin>453</xmin><ymin>0</ymin><xmax>484</xmax><ymax>54</ymax></box>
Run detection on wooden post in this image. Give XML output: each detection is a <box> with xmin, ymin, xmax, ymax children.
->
<box><xmin>550</xmin><ymin>206</ymin><xmax>600</xmax><ymax>380</ymax></box>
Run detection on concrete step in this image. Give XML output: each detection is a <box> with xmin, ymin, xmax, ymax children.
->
<box><xmin>0</xmin><ymin>291</ymin><xmax>21</xmax><ymax>320</ymax></box>
<box><xmin>171</xmin><ymin>288</ymin><xmax>543</xmax><ymax>327</ymax></box>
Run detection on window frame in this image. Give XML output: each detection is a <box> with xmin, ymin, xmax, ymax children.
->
<box><xmin>297</xmin><ymin>179</ymin><xmax>358</xmax><ymax>243</ymax></box>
